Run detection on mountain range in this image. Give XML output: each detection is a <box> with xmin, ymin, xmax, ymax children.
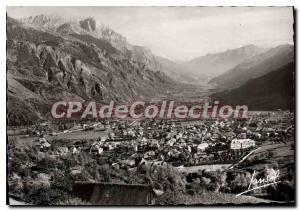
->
<box><xmin>182</xmin><ymin>45</ymin><xmax>267</xmax><ymax>80</ymax></box>
<box><xmin>211</xmin><ymin>62</ymin><xmax>294</xmax><ymax>110</ymax></box>
<box><xmin>7</xmin><ymin>15</ymin><xmax>179</xmax><ymax>125</ymax></box>
<box><xmin>6</xmin><ymin>14</ymin><xmax>295</xmax><ymax>125</ymax></box>
<box><xmin>209</xmin><ymin>44</ymin><xmax>294</xmax><ymax>89</ymax></box>
<box><xmin>19</xmin><ymin>15</ymin><xmax>162</xmax><ymax>71</ymax></box>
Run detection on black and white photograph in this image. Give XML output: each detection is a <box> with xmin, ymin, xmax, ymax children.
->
<box><xmin>6</xmin><ymin>6</ymin><xmax>295</xmax><ymax>206</ymax></box>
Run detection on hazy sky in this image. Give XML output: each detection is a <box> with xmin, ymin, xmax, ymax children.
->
<box><xmin>7</xmin><ymin>7</ymin><xmax>294</xmax><ymax>61</ymax></box>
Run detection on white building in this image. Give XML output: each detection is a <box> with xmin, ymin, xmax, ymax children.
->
<box><xmin>38</xmin><ymin>138</ymin><xmax>51</xmax><ymax>149</ymax></box>
<box><xmin>230</xmin><ymin>139</ymin><xmax>255</xmax><ymax>150</ymax></box>
<box><xmin>197</xmin><ymin>143</ymin><xmax>209</xmax><ymax>152</ymax></box>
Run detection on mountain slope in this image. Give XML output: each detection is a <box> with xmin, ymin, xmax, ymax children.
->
<box><xmin>210</xmin><ymin>62</ymin><xmax>294</xmax><ymax>110</ymax></box>
<box><xmin>210</xmin><ymin>44</ymin><xmax>294</xmax><ymax>89</ymax></box>
<box><xmin>7</xmin><ymin>16</ymin><xmax>176</xmax><ymax>126</ymax></box>
<box><xmin>19</xmin><ymin>15</ymin><xmax>161</xmax><ymax>72</ymax></box>
<box><xmin>182</xmin><ymin>45</ymin><xmax>267</xmax><ymax>80</ymax></box>
<box><xmin>21</xmin><ymin>15</ymin><xmax>269</xmax><ymax>85</ymax></box>
<box><xmin>155</xmin><ymin>56</ymin><xmax>200</xmax><ymax>84</ymax></box>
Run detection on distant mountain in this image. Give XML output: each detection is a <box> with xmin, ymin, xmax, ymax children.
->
<box><xmin>19</xmin><ymin>15</ymin><xmax>210</xmax><ymax>84</ymax></box>
<box><xmin>210</xmin><ymin>44</ymin><xmax>294</xmax><ymax>89</ymax></box>
<box><xmin>19</xmin><ymin>15</ymin><xmax>270</xmax><ymax>85</ymax></box>
<box><xmin>7</xmin><ymin>16</ymin><xmax>177</xmax><ymax>125</ymax></box>
<box><xmin>182</xmin><ymin>45</ymin><xmax>267</xmax><ymax>80</ymax></box>
<box><xmin>211</xmin><ymin>62</ymin><xmax>294</xmax><ymax>111</ymax></box>
<box><xmin>155</xmin><ymin>56</ymin><xmax>201</xmax><ymax>84</ymax></box>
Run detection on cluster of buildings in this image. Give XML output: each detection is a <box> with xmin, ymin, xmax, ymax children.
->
<box><xmin>10</xmin><ymin>111</ymin><xmax>293</xmax><ymax>205</ymax></box>
<box><xmin>32</xmin><ymin>111</ymin><xmax>294</xmax><ymax>170</ymax></box>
